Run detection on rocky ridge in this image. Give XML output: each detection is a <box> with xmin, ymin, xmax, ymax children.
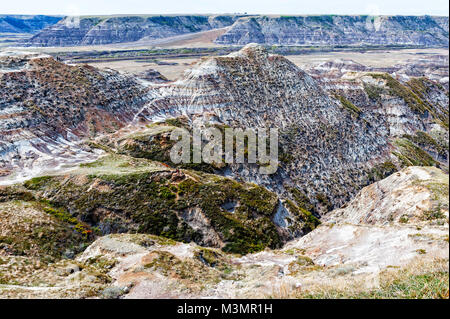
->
<box><xmin>0</xmin><ymin>131</ymin><xmax>321</xmax><ymax>262</ymax></box>
<box><xmin>128</xmin><ymin>44</ymin><xmax>448</xmax><ymax>214</ymax></box>
<box><xmin>215</xmin><ymin>15</ymin><xmax>449</xmax><ymax>46</ymax></box>
<box><xmin>0</xmin><ymin>166</ymin><xmax>447</xmax><ymax>298</ymax></box>
<box><xmin>24</xmin><ymin>15</ymin><xmax>241</xmax><ymax>47</ymax></box>
<box><xmin>0</xmin><ymin>52</ymin><xmax>148</xmax><ymax>183</ymax></box>
<box><xmin>0</xmin><ymin>15</ymin><xmax>62</xmax><ymax>34</ymax></box>
<box><xmin>1</xmin><ymin>45</ymin><xmax>448</xmax><ymax>214</ymax></box>
<box><xmin>304</xmin><ymin>57</ymin><xmax>449</xmax><ymax>166</ymax></box>
<box><xmin>0</xmin><ymin>44</ymin><xmax>448</xmax><ymax>299</ymax></box>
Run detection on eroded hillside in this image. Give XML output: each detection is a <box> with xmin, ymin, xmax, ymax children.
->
<box><xmin>215</xmin><ymin>15</ymin><xmax>449</xmax><ymax>46</ymax></box>
<box><xmin>130</xmin><ymin>44</ymin><xmax>448</xmax><ymax>214</ymax></box>
<box><xmin>0</xmin><ymin>52</ymin><xmax>148</xmax><ymax>183</ymax></box>
<box><xmin>0</xmin><ymin>167</ymin><xmax>447</xmax><ymax>298</ymax></box>
<box><xmin>24</xmin><ymin>15</ymin><xmax>241</xmax><ymax>47</ymax></box>
<box><xmin>0</xmin><ymin>44</ymin><xmax>448</xmax><ymax>299</ymax></box>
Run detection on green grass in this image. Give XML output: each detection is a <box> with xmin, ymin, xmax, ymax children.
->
<box><xmin>74</xmin><ymin>153</ymin><xmax>168</xmax><ymax>176</ymax></box>
<box><xmin>23</xmin><ymin>176</ymin><xmax>54</xmax><ymax>190</ymax></box>
<box><xmin>363</xmin><ymin>83</ymin><xmax>384</xmax><ymax>101</ymax></box>
<box><xmin>368</xmin><ymin>272</ymin><xmax>449</xmax><ymax>299</ymax></box>
<box><xmin>336</xmin><ymin>95</ymin><xmax>361</xmax><ymax>116</ymax></box>
<box><xmin>15</xmin><ymin>155</ymin><xmax>291</xmax><ymax>255</ymax></box>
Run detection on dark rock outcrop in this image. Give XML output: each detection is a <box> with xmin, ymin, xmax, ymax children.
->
<box><xmin>137</xmin><ymin>68</ymin><xmax>169</xmax><ymax>83</ymax></box>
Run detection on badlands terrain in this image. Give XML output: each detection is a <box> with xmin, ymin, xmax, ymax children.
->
<box><xmin>0</xmin><ymin>14</ymin><xmax>448</xmax><ymax>299</ymax></box>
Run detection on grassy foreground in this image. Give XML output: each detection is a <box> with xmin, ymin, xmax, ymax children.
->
<box><xmin>270</xmin><ymin>258</ymin><xmax>449</xmax><ymax>299</ymax></box>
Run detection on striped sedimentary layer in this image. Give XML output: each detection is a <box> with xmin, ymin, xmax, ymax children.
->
<box><xmin>0</xmin><ymin>53</ymin><xmax>148</xmax><ymax>183</ymax></box>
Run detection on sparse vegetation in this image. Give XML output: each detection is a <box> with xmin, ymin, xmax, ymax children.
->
<box><xmin>393</xmin><ymin>138</ymin><xmax>438</xmax><ymax>167</ymax></box>
<box><xmin>370</xmin><ymin>73</ymin><xmax>429</xmax><ymax>114</ymax></box>
<box><xmin>0</xmin><ymin>201</ymin><xmax>90</xmax><ymax>263</ymax></box>
<box><xmin>284</xmin><ymin>199</ymin><xmax>321</xmax><ymax>232</ymax></box>
<box><xmin>271</xmin><ymin>258</ymin><xmax>449</xmax><ymax>299</ymax></box>
<box><xmin>368</xmin><ymin>161</ymin><xmax>398</xmax><ymax>182</ymax></box>
<box><xmin>403</xmin><ymin>131</ymin><xmax>448</xmax><ymax>158</ymax></box>
<box><xmin>363</xmin><ymin>82</ymin><xmax>384</xmax><ymax>101</ymax></box>
<box><xmin>336</xmin><ymin>94</ymin><xmax>361</xmax><ymax>116</ymax></box>
<box><xmin>11</xmin><ymin>154</ymin><xmax>291</xmax><ymax>255</ymax></box>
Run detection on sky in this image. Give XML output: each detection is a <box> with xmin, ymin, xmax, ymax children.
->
<box><xmin>1</xmin><ymin>0</ymin><xmax>448</xmax><ymax>16</ymax></box>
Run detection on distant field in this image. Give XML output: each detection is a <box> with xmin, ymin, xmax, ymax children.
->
<box><xmin>88</xmin><ymin>48</ymin><xmax>450</xmax><ymax>81</ymax></box>
<box><xmin>128</xmin><ymin>27</ymin><xmax>230</xmax><ymax>48</ymax></box>
<box><xmin>287</xmin><ymin>48</ymin><xmax>449</xmax><ymax>68</ymax></box>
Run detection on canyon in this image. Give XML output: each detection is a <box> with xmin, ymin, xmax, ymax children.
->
<box><xmin>0</xmin><ymin>19</ymin><xmax>448</xmax><ymax>298</ymax></box>
<box><xmin>215</xmin><ymin>15</ymin><xmax>449</xmax><ymax>46</ymax></box>
<box><xmin>23</xmin><ymin>15</ymin><xmax>241</xmax><ymax>47</ymax></box>
<box><xmin>3</xmin><ymin>15</ymin><xmax>446</xmax><ymax>48</ymax></box>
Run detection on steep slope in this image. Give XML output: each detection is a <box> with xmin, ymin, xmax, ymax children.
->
<box><xmin>215</xmin><ymin>15</ymin><xmax>449</xmax><ymax>46</ymax></box>
<box><xmin>25</xmin><ymin>17</ymin><xmax>102</xmax><ymax>46</ymax></box>
<box><xmin>0</xmin><ymin>52</ymin><xmax>148</xmax><ymax>183</ymax></box>
<box><xmin>326</xmin><ymin>166</ymin><xmax>448</xmax><ymax>225</ymax></box>
<box><xmin>133</xmin><ymin>44</ymin><xmax>395</xmax><ymax>213</ymax></box>
<box><xmin>25</xmin><ymin>15</ymin><xmax>240</xmax><ymax>47</ymax></box>
<box><xmin>0</xmin><ymin>46</ymin><xmax>448</xmax><ymax>299</ymax></box>
<box><xmin>305</xmin><ymin>60</ymin><xmax>449</xmax><ymax>167</ymax></box>
<box><xmin>0</xmin><ymin>15</ymin><xmax>62</xmax><ymax>34</ymax></box>
<box><xmin>2</xmin><ymin>46</ymin><xmax>447</xmax><ymax>214</ymax></box>
<box><xmin>74</xmin><ymin>166</ymin><xmax>448</xmax><ymax>298</ymax></box>
<box><xmin>287</xmin><ymin>166</ymin><xmax>449</xmax><ymax>274</ymax></box>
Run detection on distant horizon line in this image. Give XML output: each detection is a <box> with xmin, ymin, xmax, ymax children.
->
<box><xmin>1</xmin><ymin>13</ymin><xmax>449</xmax><ymax>17</ymax></box>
